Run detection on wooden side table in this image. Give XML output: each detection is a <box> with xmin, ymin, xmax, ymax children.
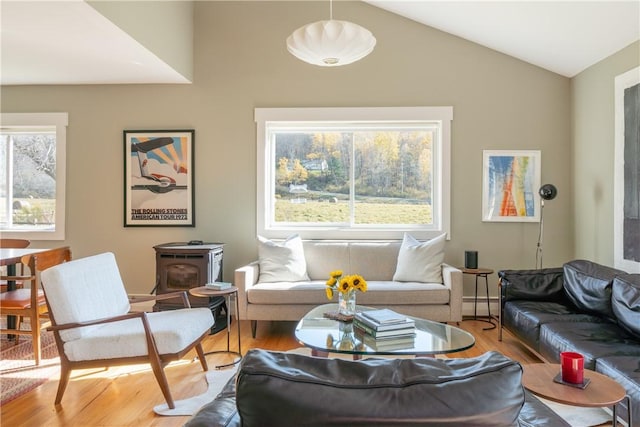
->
<box><xmin>461</xmin><ymin>267</ymin><xmax>496</xmax><ymax>330</ymax></box>
<box><xmin>189</xmin><ymin>285</ymin><xmax>242</xmax><ymax>369</ymax></box>
<box><xmin>522</xmin><ymin>363</ymin><xmax>632</xmax><ymax>427</ymax></box>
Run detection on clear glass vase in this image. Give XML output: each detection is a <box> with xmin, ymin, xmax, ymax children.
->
<box><xmin>338</xmin><ymin>289</ymin><xmax>356</xmax><ymax>316</ymax></box>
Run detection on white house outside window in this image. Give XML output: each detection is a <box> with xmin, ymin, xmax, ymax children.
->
<box><xmin>255</xmin><ymin>107</ymin><xmax>453</xmax><ymax>240</ymax></box>
<box><xmin>1</xmin><ymin>113</ymin><xmax>67</xmax><ymax>240</ymax></box>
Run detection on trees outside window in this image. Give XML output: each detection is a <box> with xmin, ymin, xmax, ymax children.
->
<box><xmin>1</xmin><ymin>113</ymin><xmax>67</xmax><ymax>240</ymax></box>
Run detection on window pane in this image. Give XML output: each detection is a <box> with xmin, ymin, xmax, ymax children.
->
<box><xmin>353</xmin><ymin>130</ymin><xmax>434</xmax><ymax>225</ymax></box>
<box><xmin>1</xmin><ymin>132</ymin><xmax>56</xmax><ymax>231</ymax></box>
<box><xmin>272</xmin><ymin>129</ymin><xmax>434</xmax><ymax>226</ymax></box>
<box><xmin>0</xmin><ymin>136</ymin><xmax>8</xmax><ymax>227</ymax></box>
<box><xmin>273</xmin><ymin>131</ymin><xmax>350</xmax><ymax>224</ymax></box>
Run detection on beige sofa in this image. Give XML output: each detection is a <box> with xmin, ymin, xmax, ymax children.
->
<box><xmin>234</xmin><ymin>240</ymin><xmax>463</xmax><ymax>337</ymax></box>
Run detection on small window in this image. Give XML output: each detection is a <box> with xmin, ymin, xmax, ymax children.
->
<box><xmin>1</xmin><ymin>113</ymin><xmax>68</xmax><ymax>240</ymax></box>
<box><xmin>255</xmin><ymin>107</ymin><xmax>452</xmax><ymax>240</ymax></box>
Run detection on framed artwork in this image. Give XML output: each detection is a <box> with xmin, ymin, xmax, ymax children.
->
<box><xmin>482</xmin><ymin>150</ymin><xmax>541</xmax><ymax>222</ymax></box>
<box><xmin>124</xmin><ymin>129</ymin><xmax>195</xmax><ymax>227</ymax></box>
<box><xmin>614</xmin><ymin>66</ymin><xmax>640</xmax><ymax>273</ymax></box>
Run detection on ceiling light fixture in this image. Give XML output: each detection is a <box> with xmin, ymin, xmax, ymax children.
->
<box><xmin>286</xmin><ymin>0</ymin><xmax>376</xmax><ymax>67</ymax></box>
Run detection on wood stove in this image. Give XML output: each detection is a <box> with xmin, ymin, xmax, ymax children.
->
<box><xmin>153</xmin><ymin>242</ymin><xmax>224</xmax><ymax>312</ymax></box>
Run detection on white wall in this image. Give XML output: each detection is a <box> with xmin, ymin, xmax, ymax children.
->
<box><xmin>572</xmin><ymin>41</ymin><xmax>640</xmax><ymax>265</ymax></box>
<box><xmin>0</xmin><ymin>1</ymin><xmax>573</xmax><ymax>297</ymax></box>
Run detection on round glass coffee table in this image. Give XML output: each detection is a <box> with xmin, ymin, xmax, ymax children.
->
<box><xmin>295</xmin><ymin>304</ymin><xmax>475</xmax><ymax>358</ymax></box>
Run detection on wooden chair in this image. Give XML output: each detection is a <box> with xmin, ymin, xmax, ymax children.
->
<box><xmin>40</xmin><ymin>252</ymin><xmax>215</xmax><ymax>409</ymax></box>
<box><xmin>0</xmin><ymin>246</ymin><xmax>71</xmax><ymax>365</ymax></box>
<box><xmin>0</xmin><ymin>239</ymin><xmax>31</xmax><ymax>249</ymax></box>
<box><xmin>0</xmin><ymin>239</ymin><xmax>31</xmax><ymax>291</ymax></box>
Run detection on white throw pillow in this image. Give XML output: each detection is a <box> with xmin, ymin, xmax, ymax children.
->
<box><xmin>257</xmin><ymin>234</ymin><xmax>310</xmax><ymax>283</ymax></box>
<box><xmin>393</xmin><ymin>233</ymin><xmax>446</xmax><ymax>283</ymax></box>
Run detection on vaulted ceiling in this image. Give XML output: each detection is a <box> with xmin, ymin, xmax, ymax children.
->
<box><xmin>1</xmin><ymin>1</ymin><xmax>638</xmax><ymax>85</ymax></box>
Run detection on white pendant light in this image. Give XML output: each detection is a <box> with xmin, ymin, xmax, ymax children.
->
<box><xmin>286</xmin><ymin>0</ymin><xmax>376</xmax><ymax>67</ymax></box>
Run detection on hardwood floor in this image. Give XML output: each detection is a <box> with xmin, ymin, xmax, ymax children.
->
<box><xmin>2</xmin><ymin>318</ymin><xmax>543</xmax><ymax>427</ymax></box>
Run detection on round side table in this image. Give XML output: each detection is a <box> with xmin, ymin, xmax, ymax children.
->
<box><xmin>461</xmin><ymin>267</ymin><xmax>496</xmax><ymax>330</ymax></box>
<box><xmin>522</xmin><ymin>363</ymin><xmax>632</xmax><ymax>427</ymax></box>
<box><xmin>189</xmin><ymin>286</ymin><xmax>242</xmax><ymax>369</ymax></box>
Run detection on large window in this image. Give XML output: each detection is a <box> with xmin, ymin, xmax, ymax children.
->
<box><xmin>1</xmin><ymin>113</ymin><xmax>68</xmax><ymax>240</ymax></box>
<box><xmin>256</xmin><ymin>107</ymin><xmax>452</xmax><ymax>240</ymax></box>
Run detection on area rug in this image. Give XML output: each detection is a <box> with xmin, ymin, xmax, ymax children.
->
<box><xmin>0</xmin><ymin>330</ymin><xmax>60</xmax><ymax>405</ymax></box>
<box><xmin>153</xmin><ymin>366</ymin><xmax>238</xmax><ymax>416</ymax></box>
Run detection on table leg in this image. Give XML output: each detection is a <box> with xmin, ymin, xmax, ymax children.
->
<box><xmin>203</xmin><ymin>293</ymin><xmax>242</xmax><ymax>369</ymax></box>
<box><xmin>474</xmin><ymin>276</ymin><xmax>478</xmax><ymax>319</ymax></box>
<box><xmin>482</xmin><ymin>274</ymin><xmax>496</xmax><ymax>330</ymax></box>
<box><xmin>7</xmin><ymin>264</ymin><xmax>17</xmax><ymax>340</ymax></box>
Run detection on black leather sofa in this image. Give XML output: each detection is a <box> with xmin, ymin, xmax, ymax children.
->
<box><xmin>185</xmin><ymin>349</ymin><xmax>570</xmax><ymax>426</ymax></box>
<box><xmin>499</xmin><ymin>260</ymin><xmax>640</xmax><ymax>425</ymax></box>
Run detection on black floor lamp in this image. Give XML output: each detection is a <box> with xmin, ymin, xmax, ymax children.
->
<box><xmin>536</xmin><ymin>184</ymin><xmax>558</xmax><ymax>269</ymax></box>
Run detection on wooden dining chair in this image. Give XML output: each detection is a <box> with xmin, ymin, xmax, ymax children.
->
<box><xmin>0</xmin><ymin>239</ymin><xmax>31</xmax><ymax>249</ymax></box>
<box><xmin>0</xmin><ymin>246</ymin><xmax>71</xmax><ymax>365</ymax></box>
<box><xmin>0</xmin><ymin>239</ymin><xmax>31</xmax><ymax>291</ymax></box>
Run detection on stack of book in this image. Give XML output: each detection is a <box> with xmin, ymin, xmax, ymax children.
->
<box><xmin>204</xmin><ymin>282</ymin><xmax>232</xmax><ymax>290</ymax></box>
<box><xmin>353</xmin><ymin>308</ymin><xmax>416</xmax><ymax>350</ymax></box>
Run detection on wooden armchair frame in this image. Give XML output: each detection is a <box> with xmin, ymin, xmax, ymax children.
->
<box><xmin>45</xmin><ymin>289</ymin><xmax>209</xmax><ymax>409</ymax></box>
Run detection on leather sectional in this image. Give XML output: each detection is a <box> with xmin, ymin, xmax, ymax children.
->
<box><xmin>499</xmin><ymin>260</ymin><xmax>640</xmax><ymax>425</ymax></box>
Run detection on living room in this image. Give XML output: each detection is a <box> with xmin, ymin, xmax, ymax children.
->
<box><xmin>1</xmin><ymin>1</ymin><xmax>639</xmax><ymax>426</ymax></box>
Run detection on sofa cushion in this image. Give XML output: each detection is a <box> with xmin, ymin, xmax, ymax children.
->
<box><xmin>257</xmin><ymin>234</ymin><xmax>310</xmax><ymax>283</ymax></box>
<box><xmin>393</xmin><ymin>233</ymin><xmax>445</xmax><ymax>284</ymax></box>
<box><xmin>498</xmin><ymin>267</ymin><xmax>565</xmax><ymax>303</ymax></box>
<box><xmin>62</xmin><ymin>308</ymin><xmax>214</xmax><ymax>361</ymax></box>
<box><xmin>611</xmin><ymin>274</ymin><xmax>640</xmax><ymax>338</ymax></box>
<box><xmin>562</xmin><ymin>260</ymin><xmax>625</xmax><ymax>320</ymax></box>
<box><xmin>538</xmin><ymin>321</ymin><xmax>640</xmax><ymax>369</ymax></box>
<box><xmin>236</xmin><ymin>349</ymin><xmax>525</xmax><ymax>426</ymax></box>
<box><xmin>502</xmin><ymin>301</ymin><xmax>605</xmax><ymax>352</ymax></box>
<box><xmin>302</xmin><ymin>241</ymin><xmax>351</xmax><ymax>280</ymax></box>
<box><xmin>247</xmin><ymin>281</ymin><xmax>450</xmax><ymax>305</ymax></box>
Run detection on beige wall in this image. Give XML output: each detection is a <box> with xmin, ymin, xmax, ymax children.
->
<box><xmin>572</xmin><ymin>41</ymin><xmax>640</xmax><ymax>266</ymax></box>
<box><xmin>0</xmin><ymin>1</ymin><xmax>573</xmax><ymax>297</ymax></box>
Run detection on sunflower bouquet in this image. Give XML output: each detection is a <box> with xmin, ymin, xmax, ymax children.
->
<box><xmin>325</xmin><ymin>270</ymin><xmax>367</xmax><ymax>300</ymax></box>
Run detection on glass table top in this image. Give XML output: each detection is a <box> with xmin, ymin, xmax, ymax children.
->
<box><xmin>295</xmin><ymin>304</ymin><xmax>475</xmax><ymax>357</ymax></box>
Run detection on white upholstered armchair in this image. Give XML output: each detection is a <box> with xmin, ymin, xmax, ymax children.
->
<box><xmin>40</xmin><ymin>252</ymin><xmax>214</xmax><ymax>409</ymax></box>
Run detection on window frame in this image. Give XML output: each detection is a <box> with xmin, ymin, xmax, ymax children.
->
<box><xmin>255</xmin><ymin>107</ymin><xmax>453</xmax><ymax>240</ymax></box>
<box><xmin>1</xmin><ymin>112</ymin><xmax>68</xmax><ymax>240</ymax></box>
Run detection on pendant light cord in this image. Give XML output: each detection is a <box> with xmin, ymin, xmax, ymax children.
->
<box><xmin>329</xmin><ymin>0</ymin><xmax>333</xmax><ymax>20</ymax></box>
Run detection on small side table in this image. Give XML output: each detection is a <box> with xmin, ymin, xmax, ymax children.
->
<box><xmin>522</xmin><ymin>363</ymin><xmax>632</xmax><ymax>427</ymax></box>
<box><xmin>461</xmin><ymin>267</ymin><xmax>496</xmax><ymax>330</ymax></box>
<box><xmin>189</xmin><ymin>286</ymin><xmax>242</xmax><ymax>369</ymax></box>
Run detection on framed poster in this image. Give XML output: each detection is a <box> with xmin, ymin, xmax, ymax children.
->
<box><xmin>614</xmin><ymin>66</ymin><xmax>640</xmax><ymax>272</ymax></box>
<box><xmin>124</xmin><ymin>129</ymin><xmax>195</xmax><ymax>227</ymax></box>
<box><xmin>482</xmin><ymin>150</ymin><xmax>541</xmax><ymax>222</ymax></box>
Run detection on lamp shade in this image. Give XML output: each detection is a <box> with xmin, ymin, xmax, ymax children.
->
<box><xmin>539</xmin><ymin>184</ymin><xmax>558</xmax><ymax>201</ymax></box>
<box><xmin>286</xmin><ymin>20</ymin><xmax>376</xmax><ymax>67</ymax></box>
